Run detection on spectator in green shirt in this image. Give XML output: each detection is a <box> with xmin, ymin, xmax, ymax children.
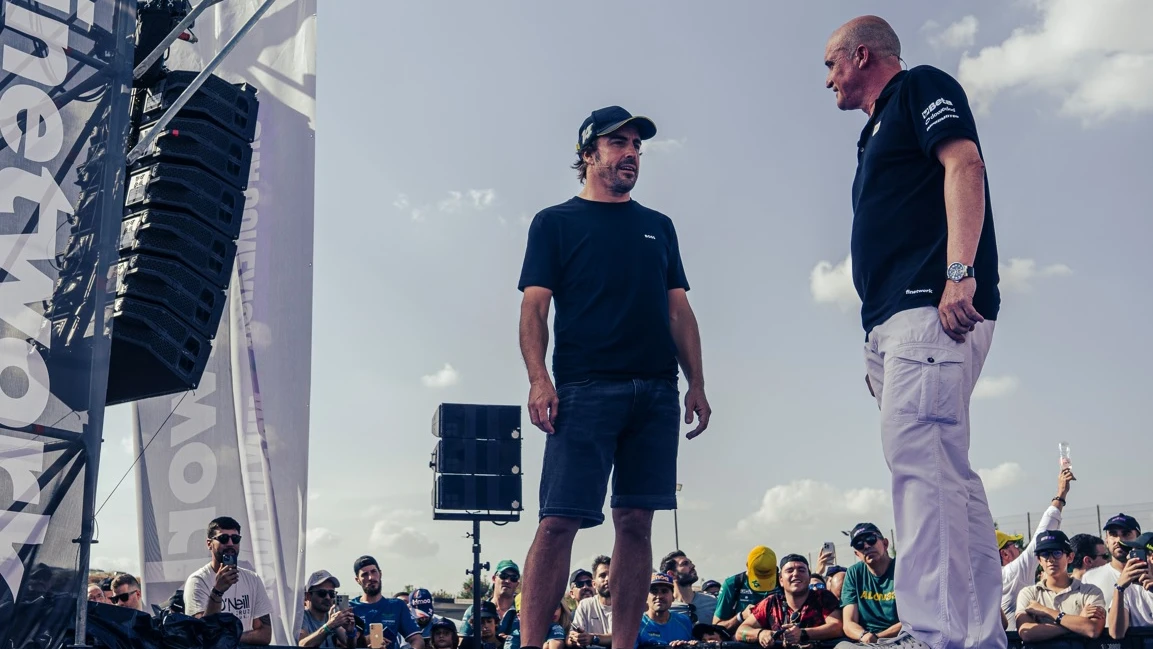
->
<box><xmin>840</xmin><ymin>523</ymin><xmax>900</xmax><ymax>643</ymax></box>
<box><xmin>713</xmin><ymin>545</ymin><xmax>780</xmax><ymax>633</ymax></box>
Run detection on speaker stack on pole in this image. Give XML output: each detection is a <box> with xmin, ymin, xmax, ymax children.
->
<box><xmin>430</xmin><ymin>403</ymin><xmax>522</xmax><ymax>649</ymax></box>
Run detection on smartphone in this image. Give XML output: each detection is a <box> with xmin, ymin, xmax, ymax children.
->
<box><xmin>822</xmin><ymin>541</ymin><xmax>837</xmax><ymax>566</ymax></box>
<box><xmin>221</xmin><ymin>553</ymin><xmax>237</xmax><ymax>567</ymax></box>
<box><xmin>1129</xmin><ymin>548</ymin><xmax>1148</xmax><ymax>562</ymax></box>
<box><xmin>336</xmin><ymin>594</ymin><xmax>350</xmax><ymax>611</ymax></box>
<box><xmin>369</xmin><ymin>623</ymin><xmax>384</xmax><ymax>649</ymax></box>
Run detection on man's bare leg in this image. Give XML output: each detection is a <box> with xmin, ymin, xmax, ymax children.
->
<box><xmin>520</xmin><ymin>516</ymin><xmax>581</xmax><ymax>647</ymax></box>
<box><xmin>609</xmin><ymin>508</ymin><xmax>654</xmax><ymax>649</ymax></box>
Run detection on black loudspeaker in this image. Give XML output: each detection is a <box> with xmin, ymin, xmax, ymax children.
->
<box><xmin>141</xmin><ymin>70</ymin><xmax>258</xmax><ymax>142</ymax></box>
<box><xmin>124</xmin><ymin>162</ymin><xmax>246</xmax><ymax>238</ymax></box>
<box><xmin>435</xmin><ymin>475</ymin><xmax>522</xmax><ymax>512</ymax></box>
<box><xmin>131</xmin><ymin>115</ymin><xmax>255</xmax><ymax>189</ymax></box>
<box><xmin>434</xmin><ymin>439</ymin><xmax>521</xmax><ymax>475</ymax></box>
<box><xmin>111</xmin><ymin>254</ymin><xmax>226</xmax><ymax>337</ymax></box>
<box><xmin>105</xmin><ymin>297</ymin><xmax>211</xmax><ymax>405</ymax></box>
<box><xmin>120</xmin><ymin>208</ymin><xmax>238</xmax><ymax>286</ymax></box>
<box><xmin>432</xmin><ymin>403</ymin><xmax>522</xmax><ymax>440</ymax></box>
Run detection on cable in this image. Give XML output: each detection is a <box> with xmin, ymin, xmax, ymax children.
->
<box><xmin>94</xmin><ymin>391</ymin><xmax>188</xmax><ymax>516</ymax></box>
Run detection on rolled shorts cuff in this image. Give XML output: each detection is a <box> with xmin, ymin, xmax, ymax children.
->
<box><xmin>610</xmin><ymin>494</ymin><xmax>677</xmax><ymax>511</ymax></box>
<box><xmin>539</xmin><ymin>506</ymin><xmax>605</xmax><ymax>529</ymax></box>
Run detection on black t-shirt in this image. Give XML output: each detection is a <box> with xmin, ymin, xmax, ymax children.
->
<box><xmin>517</xmin><ymin>196</ymin><xmax>689</xmax><ymax>385</ymax></box>
<box><xmin>851</xmin><ymin>65</ymin><xmax>1000</xmax><ymax>335</ymax></box>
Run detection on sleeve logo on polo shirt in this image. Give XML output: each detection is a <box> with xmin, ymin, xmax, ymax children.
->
<box><xmin>644</xmin><ymin>234</ymin><xmax>656</xmax><ymax>240</ymax></box>
<box><xmin>921</xmin><ymin>97</ymin><xmax>958</xmax><ymax>131</ymax></box>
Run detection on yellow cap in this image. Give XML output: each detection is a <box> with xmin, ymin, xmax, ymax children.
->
<box><xmin>995</xmin><ymin>530</ymin><xmax>1023</xmax><ymax>550</ymax></box>
<box><xmin>746</xmin><ymin>545</ymin><xmax>778</xmax><ymax>592</ymax></box>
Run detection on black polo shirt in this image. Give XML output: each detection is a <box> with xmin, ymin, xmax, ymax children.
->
<box><xmin>517</xmin><ymin>196</ymin><xmax>689</xmax><ymax>385</ymax></box>
<box><xmin>850</xmin><ymin>65</ymin><xmax>1000</xmax><ymax>335</ymax></box>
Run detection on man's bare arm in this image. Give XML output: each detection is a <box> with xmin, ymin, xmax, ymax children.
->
<box><xmin>935</xmin><ymin>136</ymin><xmax>987</xmax><ymax>341</ymax></box>
<box><xmin>520</xmin><ymin>287</ymin><xmax>556</xmax><ymax>433</ymax></box>
<box><xmin>241</xmin><ymin>614</ymin><xmax>273</xmax><ymax>645</ymax></box>
<box><xmin>668</xmin><ymin>288</ymin><xmax>711</xmax><ymax>438</ymax></box>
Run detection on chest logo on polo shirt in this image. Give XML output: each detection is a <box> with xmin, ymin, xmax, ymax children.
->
<box><xmin>873</xmin><ymin>121</ymin><xmax>882</xmax><ymax>136</ymax></box>
<box><xmin>644</xmin><ymin>234</ymin><xmax>656</xmax><ymax>240</ymax></box>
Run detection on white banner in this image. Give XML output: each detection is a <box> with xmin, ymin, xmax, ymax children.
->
<box><xmin>134</xmin><ymin>0</ymin><xmax>316</xmax><ymax>643</ymax></box>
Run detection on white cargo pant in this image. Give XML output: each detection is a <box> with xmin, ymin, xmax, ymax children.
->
<box><xmin>863</xmin><ymin>306</ymin><xmax>1005</xmax><ymax>649</ymax></box>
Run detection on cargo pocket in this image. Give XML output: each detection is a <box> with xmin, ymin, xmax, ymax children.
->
<box><xmin>889</xmin><ymin>343</ymin><xmax>965</xmax><ymax>425</ymax></box>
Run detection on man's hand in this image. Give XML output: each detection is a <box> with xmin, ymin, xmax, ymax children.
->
<box><xmin>328</xmin><ymin>607</ymin><xmax>355</xmax><ymax>630</ymax></box>
<box><xmin>1057</xmin><ymin>467</ymin><xmax>1075</xmax><ymax>498</ymax></box>
<box><xmin>1026</xmin><ymin>602</ymin><xmax>1056</xmax><ymax>623</ymax></box>
<box><xmin>1119</xmin><ymin>558</ymin><xmax>1149</xmax><ymax>588</ymax></box>
<box><xmin>938</xmin><ymin>278</ymin><xmax>983</xmax><ymax>343</ymax></box>
<box><xmin>860</xmin><ymin>632</ymin><xmax>878</xmax><ymax>643</ymax></box>
<box><xmin>780</xmin><ymin>624</ymin><xmax>803</xmax><ymax>644</ymax></box>
<box><xmin>1083</xmin><ymin>605</ymin><xmax>1106</xmax><ymax>623</ymax></box>
<box><xmin>214</xmin><ymin>564</ymin><xmax>239</xmax><ymax>593</ymax></box>
<box><xmin>567</xmin><ymin>630</ymin><xmax>592</xmax><ymax>647</ymax></box>
<box><xmin>815</xmin><ymin>548</ymin><xmax>834</xmax><ymax>576</ymax></box>
<box><xmin>528</xmin><ymin>379</ymin><xmax>559</xmax><ymax>434</ymax></box>
<box><xmin>684</xmin><ymin>385</ymin><xmax>711</xmax><ymax>440</ymax></box>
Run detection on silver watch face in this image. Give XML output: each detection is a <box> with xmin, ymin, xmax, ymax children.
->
<box><xmin>946</xmin><ymin>262</ymin><xmax>966</xmax><ymax>281</ymax></box>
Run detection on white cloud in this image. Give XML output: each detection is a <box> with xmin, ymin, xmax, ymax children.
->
<box><xmin>307</xmin><ymin>527</ymin><xmax>341</xmax><ymax>548</ymax></box>
<box><xmin>973</xmin><ymin>375</ymin><xmax>1020</xmax><ymax>400</ymax></box>
<box><xmin>420</xmin><ymin>363</ymin><xmax>460</xmax><ymax>388</ymax></box>
<box><xmin>469</xmin><ymin>189</ymin><xmax>496</xmax><ymax>209</ymax></box>
<box><xmin>92</xmin><ymin>556</ymin><xmax>138</xmax><ymax>574</ymax></box>
<box><xmin>369</xmin><ymin>520</ymin><xmax>440</xmax><ymax>558</ymax></box>
<box><xmin>925</xmin><ymin>16</ymin><xmax>979</xmax><ymax>49</ymax></box>
<box><xmin>438</xmin><ymin>190</ymin><xmax>464</xmax><ymax>213</ymax></box>
<box><xmin>957</xmin><ymin>0</ymin><xmax>1153</xmax><ymax>121</ymax></box>
<box><xmin>737</xmin><ymin>479</ymin><xmax>889</xmax><ymax>534</ymax></box>
<box><xmin>977</xmin><ymin>462</ymin><xmax>1023</xmax><ymax>492</ymax></box>
<box><xmin>998</xmin><ymin>258</ymin><xmax>1072</xmax><ymax>293</ymax></box>
<box><xmin>393</xmin><ymin>194</ymin><xmax>409</xmax><ymax>210</ymax></box>
<box><xmin>810</xmin><ymin>254</ymin><xmax>860</xmax><ymax>311</ymax></box>
<box><xmin>644</xmin><ymin>138</ymin><xmax>686</xmax><ymax>154</ymax></box>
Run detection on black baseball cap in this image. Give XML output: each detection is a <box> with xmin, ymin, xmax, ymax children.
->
<box><xmin>570</xmin><ymin>568</ymin><xmax>592</xmax><ymax>584</ymax></box>
<box><xmin>431</xmin><ymin>618</ymin><xmax>457</xmax><ymax>633</ymax></box>
<box><xmin>778</xmin><ymin>553</ymin><xmax>809</xmax><ymax>569</ymax></box>
<box><xmin>701</xmin><ymin>579</ymin><xmax>721</xmax><ymax>590</ymax></box>
<box><xmin>353</xmin><ymin>555</ymin><xmax>379</xmax><ymax>575</ymax></box>
<box><xmin>577</xmin><ymin>106</ymin><xmax>657</xmax><ymax>150</ymax></box>
<box><xmin>691</xmin><ymin>623</ymin><xmax>731</xmax><ymax>641</ymax></box>
<box><xmin>1034</xmin><ymin>530</ymin><xmax>1072</xmax><ymax>554</ymax></box>
<box><xmin>1104</xmin><ymin>513</ymin><xmax>1141</xmax><ymax>533</ymax></box>
<box><xmin>850</xmin><ymin>522</ymin><xmax>883</xmax><ymax>544</ymax></box>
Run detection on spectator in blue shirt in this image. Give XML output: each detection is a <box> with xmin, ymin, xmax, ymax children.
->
<box><xmin>636</xmin><ymin>573</ymin><xmax>692</xmax><ymax>648</ymax></box>
<box><xmin>349</xmin><ymin>555</ymin><xmax>423</xmax><ymax>649</ymax></box>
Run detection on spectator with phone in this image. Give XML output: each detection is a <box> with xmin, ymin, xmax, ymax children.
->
<box><xmin>734</xmin><ymin>554</ymin><xmax>842</xmax><ymax>647</ymax></box>
<box><xmin>300</xmin><ymin>569</ymin><xmax>358</xmax><ymax>648</ymax></box>
<box><xmin>1105</xmin><ymin>531</ymin><xmax>1153</xmax><ymax>640</ymax></box>
<box><xmin>998</xmin><ymin>467</ymin><xmax>1073</xmax><ymax>618</ymax></box>
<box><xmin>569</xmin><ymin>556</ymin><xmax>612</xmax><ymax>649</ymax></box>
<box><xmin>1083</xmin><ymin>513</ymin><xmax>1143</xmax><ymax>596</ymax></box>
<box><xmin>350</xmin><ymin>556</ymin><xmax>423</xmax><ymax>649</ymax></box>
<box><xmin>839</xmin><ymin>523</ymin><xmax>900</xmax><ymax>643</ymax></box>
<box><xmin>1014</xmin><ymin>530</ymin><xmax>1106</xmax><ymax>642</ymax></box>
<box><xmin>183</xmin><ymin>516</ymin><xmax>272</xmax><ymax>645</ymax></box>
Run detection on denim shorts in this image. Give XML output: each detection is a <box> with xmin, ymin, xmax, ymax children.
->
<box><xmin>538</xmin><ymin>377</ymin><xmax>681</xmax><ymax>528</ymax></box>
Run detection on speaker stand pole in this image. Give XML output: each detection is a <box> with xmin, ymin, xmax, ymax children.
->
<box><xmin>466</xmin><ymin>518</ymin><xmax>488</xmax><ymax>649</ymax></box>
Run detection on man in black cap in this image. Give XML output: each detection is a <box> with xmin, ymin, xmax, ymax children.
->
<box><xmin>1013</xmin><ymin>531</ymin><xmax>1106</xmax><ymax>643</ymax></box>
<box><xmin>1106</xmin><ymin>531</ymin><xmax>1153</xmax><ymax>640</ymax></box>
<box><xmin>569</xmin><ymin>569</ymin><xmax>595</xmax><ymax>604</ymax></box>
<box><xmin>1083</xmin><ymin>513</ymin><xmax>1142</xmax><ymax>597</ymax></box>
<box><xmin>517</xmin><ymin>106</ymin><xmax>712</xmax><ymax>649</ymax></box>
<box><xmin>838</xmin><ymin>523</ymin><xmax>899</xmax><ymax>645</ymax></box>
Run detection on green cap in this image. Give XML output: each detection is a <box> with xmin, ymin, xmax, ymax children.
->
<box><xmin>494</xmin><ymin>559</ymin><xmax>519</xmax><ymax>575</ymax></box>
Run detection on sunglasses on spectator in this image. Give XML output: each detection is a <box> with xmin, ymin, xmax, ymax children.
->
<box><xmin>213</xmin><ymin>533</ymin><xmax>242</xmax><ymax>544</ymax></box>
<box><xmin>310</xmin><ymin>589</ymin><xmax>337</xmax><ymax>599</ymax></box>
<box><xmin>852</xmin><ymin>534</ymin><xmax>880</xmax><ymax>551</ymax></box>
<box><xmin>499</xmin><ymin>572</ymin><xmax>520</xmax><ymax>582</ymax></box>
<box><xmin>1098</xmin><ymin>553</ymin><xmax>1111</xmax><ymax>560</ymax></box>
<box><xmin>1037</xmin><ymin>550</ymin><xmax>1066</xmax><ymax>560</ymax></box>
<box><xmin>111</xmin><ymin>590</ymin><xmax>139</xmax><ymax>603</ymax></box>
<box><xmin>573</xmin><ymin>579</ymin><xmax>592</xmax><ymax>588</ymax></box>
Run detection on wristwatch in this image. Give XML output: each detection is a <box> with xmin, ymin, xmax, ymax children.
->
<box><xmin>946</xmin><ymin>262</ymin><xmax>975</xmax><ymax>282</ymax></box>
<box><xmin>1055</xmin><ymin>611</ymin><xmax>1066</xmax><ymax>626</ymax></box>
<box><xmin>592</xmin><ymin>635</ymin><xmax>600</xmax><ymax>646</ymax></box>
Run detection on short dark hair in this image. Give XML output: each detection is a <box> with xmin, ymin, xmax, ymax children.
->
<box><xmin>659</xmin><ymin>550</ymin><xmax>686</xmax><ymax>574</ymax></box>
<box><xmin>1069</xmin><ymin>533</ymin><xmax>1105</xmax><ymax>571</ymax></box>
<box><xmin>111</xmin><ymin>573</ymin><xmax>140</xmax><ymax>591</ymax></box>
<box><xmin>207</xmin><ymin>516</ymin><xmax>241</xmax><ymax>538</ymax></box>
<box><xmin>592</xmin><ymin>555</ymin><xmax>611</xmax><ymax>575</ymax></box>
<box><xmin>571</xmin><ymin>141</ymin><xmax>598</xmax><ymax>184</ymax></box>
<box><xmin>353</xmin><ymin>555</ymin><xmax>380</xmax><ymax>576</ymax></box>
<box><xmin>809</xmin><ymin>573</ymin><xmax>826</xmax><ymax>584</ymax></box>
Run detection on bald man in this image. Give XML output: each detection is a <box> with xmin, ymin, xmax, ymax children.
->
<box><xmin>823</xmin><ymin>16</ymin><xmax>1003</xmax><ymax>649</ymax></box>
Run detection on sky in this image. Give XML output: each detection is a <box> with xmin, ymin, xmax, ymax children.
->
<box><xmin>91</xmin><ymin>0</ymin><xmax>1153</xmax><ymax>596</ymax></box>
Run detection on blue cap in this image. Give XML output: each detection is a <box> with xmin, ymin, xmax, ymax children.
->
<box><xmin>577</xmin><ymin>106</ymin><xmax>657</xmax><ymax>150</ymax></box>
<box><xmin>410</xmin><ymin>588</ymin><xmax>434</xmax><ymax>614</ymax></box>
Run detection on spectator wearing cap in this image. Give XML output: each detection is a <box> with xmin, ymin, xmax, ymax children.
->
<box><xmin>460</xmin><ymin>600</ymin><xmax>503</xmax><ymax>649</ymax></box>
<box><xmin>1014</xmin><ymin>530</ymin><xmax>1106</xmax><ymax>642</ymax></box>
<box><xmin>1105</xmin><ymin>531</ymin><xmax>1153</xmax><ymax>640</ymax></box>
<box><xmin>409</xmin><ymin>588</ymin><xmax>447</xmax><ymax>640</ymax></box>
<box><xmin>998</xmin><ymin>467</ymin><xmax>1074</xmax><ymax>619</ymax></box>
<box><xmin>569</xmin><ymin>569</ymin><xmax>595</xmax><ymax>604</ymax></box>
<box><xmin>428</xmin><ymin>618</ymin><xmax>459</xmax><ymax>649</ymax></box>
<box><xmin>462</xmin><ymin>559</ymin><xmax>521</xmax><ymax>638</ymax></box>
<box><xmin>735</xmin><ymin>554</ymin><xmax>842</xmax><ymax>647</ymax></box>
<box><xmin>99</xmin><ymin>576</ymin><xmax>115</xmax><ymax>602</ymax></box>
<box><xmin>637</xmin><ymin>573</ymin><xmax>693</xmax><ymax>647</ymax></box>
<box><xmin>660</xmin><ymin>550</ymin><xmax>718</xmax><ymax>625</ymax></box>
<box><xmin>1083</xmin><ymin>512</ymin><xmax>1143</xmax><ymax>597</ymax></box>
<box><xmin>700</xmin><ymin>580</ymin><xmax>721</xmax><ymax>597</ymax></box>
<box><xmin>1068</xmin><ymin>534</ymin><xmax>1108</xmax><ymax>582</ymax></box>
<box><xmin>713</xmin><ymin>546</ymin><xmax>779</xmax><ymax>633</ymax></box>
<box><xmin>299</xmin><ymin>569</ymin><xmax>357</xmax><ymax>648</ymax></box>
<box><xmin>350</xmin><ymin>555</ymin><xmax>423</xmax><ymax>649</ymax></box>
<box><xmin>840</xmin><ymin>523</ymin><xmax>900</xmax><ymax>643</ymax></box>
<box><xmin>569</xmin><ymin>555</ymin><xmax>612</xmax><ymax>649</ymax></box>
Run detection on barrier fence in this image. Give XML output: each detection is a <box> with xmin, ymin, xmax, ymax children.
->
<box><xmin>993</xmin><ymin>502</ymin><xmax>1153</xmax><ymax>542</ymax></box>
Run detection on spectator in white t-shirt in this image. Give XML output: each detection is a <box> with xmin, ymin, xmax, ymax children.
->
<box><xmin>999</xmin><ymin>468</ymin><xmax>1073</xmax><ymax>618</ymax></box>
<box><xmin>1106</xmin><ymin>531</ymin><xmax>1153</xmax><ymax>640</ymax></box>
<box><xmin>1083</xmin><ymin>513</ymin><xmax>1142</xmax><ymax>597</ymax></box>
<box><xmin>569</xmin><ymin>556</ymin><xmax>612</xmax><ymax>648</ymax></box>
<box><xmin>183</xmin><ymin>516</ymin><xmax>273</xmax><ymax>645</ymax></box>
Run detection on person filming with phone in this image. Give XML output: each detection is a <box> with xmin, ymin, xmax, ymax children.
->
<box><xmin>1106</xmin><ymin>531</ymin><xmax>1153</xmax><ymax>640</ymax></box>
<box><xmin>300</xmin><ymin>569</ymin><xmax>359</xmax><ymax>648</ymax></box>
<box><xmin>183</xmin><ymin>516</ymin><xmax>273</xmax><ymax>645</ymax></box>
